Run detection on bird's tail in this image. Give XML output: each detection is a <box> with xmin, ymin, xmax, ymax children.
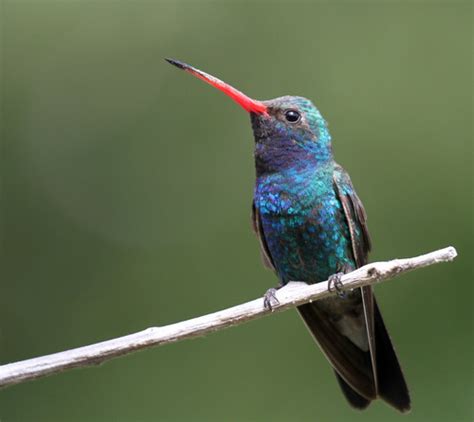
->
<box><xmin>297</xmin><ymin>297</ymin><xmax>411</xmax><ymax>412</ymax></box>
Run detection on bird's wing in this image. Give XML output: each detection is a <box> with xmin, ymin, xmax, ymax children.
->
<box><xmin>333</xmin><ymin>163</ymin><xmax>371</xmax><ymax>267</ymax></box>
<box><xmin>333</xmin><ymin>163</ymin><xmax>377</xmax><ymax>393</ymax></box>
<box><xmin>333</xmin><ymin>165</ymin><xmax>410</xmax><ymax>411</ymax></box>
<box><xmin>251</xmin><ymin>202</ymin><xmax>275</xmax><ymax>270</ymax></box>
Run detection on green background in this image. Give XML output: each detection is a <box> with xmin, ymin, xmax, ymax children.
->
<box><xmin>1</xmin><ymin>1</ymin><xmax>472</xmax><ymax>421</ymax></box>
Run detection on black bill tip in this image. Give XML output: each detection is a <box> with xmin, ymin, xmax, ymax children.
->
<box><xmin>165</xmin><ymin>58</ymin><xmax>187</xmax><ymax>70</ymax></box>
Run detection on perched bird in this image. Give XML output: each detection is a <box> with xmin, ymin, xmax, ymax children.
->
<box><xmin>166</xmin><ymin>58</ymin><xmax>410</xmax><ymax>412</ymax></box>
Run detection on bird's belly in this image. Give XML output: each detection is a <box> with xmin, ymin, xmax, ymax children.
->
<box><xmin>260</xmin><ymin>211</ymin><xmax>354</xmax><ymax>284</ymax></box>
<box><xmin>260</xmin><ymin>211</ymin><xmax>369</xmax><ymax>351</ymax></box>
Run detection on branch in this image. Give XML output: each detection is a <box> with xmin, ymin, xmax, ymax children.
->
<box><xmin>0</xmin><ymin>246</ymin><xmax>457</xmax><ymax>389</ymax></box>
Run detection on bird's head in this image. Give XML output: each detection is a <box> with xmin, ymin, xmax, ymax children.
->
<box><xmin>166</xmin><ymin>59</ymin><xmax>333</xmax><ymax>175</ymax></box>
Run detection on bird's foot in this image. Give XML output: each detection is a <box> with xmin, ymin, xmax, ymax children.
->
<box><xmin>327</xmin><ymin>272</ymin><xmax>347</xmax><ymax>299</ymax></box>
<box><xmin>263</xmin><ymin>287</ymin><xmax>280</xmax><ymax>311</ymax></box>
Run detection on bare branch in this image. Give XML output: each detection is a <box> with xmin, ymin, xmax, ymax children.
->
<box><xmin>0</xmin><ymin>246</ymin><xmax>457</xmax><ymax>389</ymax></box>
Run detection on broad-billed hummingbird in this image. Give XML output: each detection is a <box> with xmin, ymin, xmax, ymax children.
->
<box><xmin>166</xmin><ymin>58</ymin><xmax>410</xmax><ymax>412</ymax></box>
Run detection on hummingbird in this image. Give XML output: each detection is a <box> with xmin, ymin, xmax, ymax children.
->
<box><xmin>166</xmin><ymin>58</ymin><xmax>410</xmax><ymax>412</ymax></box>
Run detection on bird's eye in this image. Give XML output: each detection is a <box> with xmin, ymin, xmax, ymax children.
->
<box><xmin>284</xmin><ymin>110</ymin><xmax>301</xmax><ymax>123</ymax></box>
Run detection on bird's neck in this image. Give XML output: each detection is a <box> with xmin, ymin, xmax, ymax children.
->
<box><xmin>254</xmin><ymin>121</ymin><xmax>334</xmax><ymax>178</ymax></box>
<box><xmin>255</xmin><ymin>160</ymin><xmax>335</xmax><ymax>215</ymax></box>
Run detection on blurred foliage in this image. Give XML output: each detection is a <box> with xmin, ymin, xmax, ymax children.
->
<box><xmin>0</xmin><ymin>1</ymin><xmax>472</xmax><ymax>421</ymax></box>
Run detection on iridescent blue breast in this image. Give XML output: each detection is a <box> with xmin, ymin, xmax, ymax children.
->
<box><xmin>254</xmin><ymin>168</ymin><xmax>356</xmax><ymax>284</ymax></box>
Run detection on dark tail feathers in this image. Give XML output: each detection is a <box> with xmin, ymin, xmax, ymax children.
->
<box><xmin>299</xmin><ymin>300</ymin><xmax>411</xmax><ymax>412</ymax></box>
<box><xmin>372</xmin><ymin>300</ymin><xmax>411</xmax><ymax>412</ymax></box>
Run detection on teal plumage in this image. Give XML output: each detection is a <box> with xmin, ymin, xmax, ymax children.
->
<box><xmin>167</xmin><ymin>59</ymin><xmax>410</xmax><ymax>413</ymax></box>
<box><xmin>251</xmin><ymin>97</ymin><xmax>359</xmax><ymax>283</ymax></box>
<box><xmin>251</xmin><ymin>96</ymin><xmax>409</xmax><ymax>411</ymax></box>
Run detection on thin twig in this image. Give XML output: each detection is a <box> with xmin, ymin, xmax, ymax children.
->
<box><xmin>0</xmin><ymin>246</ymin><xmax>457</xmax><ymax>389</ymax></box>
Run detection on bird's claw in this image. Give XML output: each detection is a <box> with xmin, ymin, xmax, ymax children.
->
<box><xmin>263</xmin><ymin>288</ymin><xmax>280</xmax><ymax>311</ymax></box>
<box><xmin>328</xmin><ymin>272</ymin><xmax>347</xmax><ymax>299</ymax></box>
